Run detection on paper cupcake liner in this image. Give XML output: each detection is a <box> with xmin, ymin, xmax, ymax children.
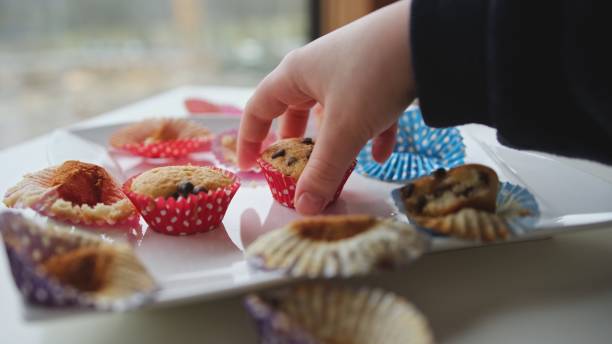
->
<box><xmin>246</xmin><ymin>215</ymin><xmax>429</xmax><ymax>278</ymax></box>
<box><xmin>184</xmin><ymin>97</ymin><xmax>242</xmax><ymax>115</ymax></box>
<box><xmin>123</xmin><ymin>168</ymin><xmax>240</xmax><ymax>235</ymax></box>
<box><xmin>0</xmin><ymin>211</ymin><xmax>156</xmax><ymax>310</ymax></box>
<box><xmin>3</xmin><ymin>163</ymin><xmax>140</xmax><ymax>229</ymax></box>
<box><xmin>496</xmin><ymin>182</ymin><xmax>540</xmax><ymax>234</ymax></box>
<box><xmin>30</xmin><ymin>190</ymin><xmax>141</xmax><ymax>229</ymax></box>
<box><xmin>357</xmin><ymin>106</ymin><xmax>465</xmax><ymax>182</ymax></box>
<box><xmin>109</xmin><ymin>118</ymin><xmax>213</xmax><ymax>158</ymax></box>
<box><xmin>245</xmin><ymin>284</ymin><xmax>434</xmax><ymax>344</ymax></box>
<box><xmin>257</xmin><ymin>159</ymin><xmax>355</xmax><ymax>209</ymax></box>
<box><xmin>117</xmin><ymin>138</ymin><xmax>212</xmax><ymax>159</ymax></box>
<box><xmin>392</xmin><ymin>181</ymin><xmax>540</xmax><ymax>241</ymax></box>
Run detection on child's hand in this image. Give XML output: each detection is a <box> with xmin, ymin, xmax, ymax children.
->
<box><xmin>238</xmin><ymin>0</ymin><xmax>415</xmax><ymax>215</ymax></box>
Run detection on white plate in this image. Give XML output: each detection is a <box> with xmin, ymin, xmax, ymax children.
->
<box><xmin>33</xmin><ymin>115</ymin><xmax>612</xmax><ymax>318</ymax></box>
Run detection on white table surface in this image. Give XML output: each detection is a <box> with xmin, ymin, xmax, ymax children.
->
<box><xmin>1</xmin><ymin>86</ymin><xmax>612</xmax><ymax>344</ymax></box>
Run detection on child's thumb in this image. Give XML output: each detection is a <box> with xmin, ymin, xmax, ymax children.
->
<box><xmin>293</xmin><ymin>122</ymin><xmax>366</xmax><ymax>215</ymax></box>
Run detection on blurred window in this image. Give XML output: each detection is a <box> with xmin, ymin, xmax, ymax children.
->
<box><xmin>0</xmin><ymin>0</ymin><xmax>309</xmax><ymax>148</ymax></box>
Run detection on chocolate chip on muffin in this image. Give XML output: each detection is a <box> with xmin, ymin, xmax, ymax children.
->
<box><xmin>301</xmin><ymin>137</ymin><xmax>314</xmax><ymax>145</ymax></box>
<box><xmin>271</xmin><ymin>149</ymin><xmax>286</xmax><ymax>159</ymax></box>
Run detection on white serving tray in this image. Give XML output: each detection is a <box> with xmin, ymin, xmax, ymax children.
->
<box><xmin>24</xmin><ymin>113</ymin><xmax>612</xmax><ymax>319</ymax></box>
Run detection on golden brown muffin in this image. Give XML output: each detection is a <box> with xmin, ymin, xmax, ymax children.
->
<box><xmin>3</xmin><ymin>161</ymin><xmax>136</xmax><ymax>225</ymax></box>
<box><xmin>130</xmin><ymin>165</ymin><xmax>234</xmax><ymax>199</ymax></box>
<box><xmin>261</xmin><ymin>137</ymin><xmax>315</xmax><ymax>180</ymax></box>
<box><xmin>401</xmin><ymin>164</ymin><xmax>499</xmax><ymax>217</ymax></box>
<box><xmin>109</xmin><ymin>118</ymin><xmax>212</xmax><ymax>147</ymax></box>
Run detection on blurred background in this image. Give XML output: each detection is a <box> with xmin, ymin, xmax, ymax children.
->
<box><xmin>0</xmin><ymin>0</ymin><xmax>394</xmax><ymax>149</ymax></box>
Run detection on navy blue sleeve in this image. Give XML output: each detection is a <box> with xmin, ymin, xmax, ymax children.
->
<box><xmin>410</xmin><ymin>0</ymin><xmax>612</xmax><ymax>164</ymax></box>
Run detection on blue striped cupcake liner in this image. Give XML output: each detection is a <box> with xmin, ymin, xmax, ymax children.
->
<box><xmin>357</xmin><ymin>106</ymin><xmax>465</xmax><ymax>182</ymax></box>
<box><xmin>391</xmin><ymin>182</ymin><xmax>540</xmax><ymax>237</ymax></box>
<box><xmin>496</xmin><ymin>182</ymin><xmax>540</xmax><ymax>234</ymax></box>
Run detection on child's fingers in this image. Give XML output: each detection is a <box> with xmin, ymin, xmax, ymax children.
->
<box><xmin>371</xmin><ymin>123</ymin><xmax>398</xmax><ymax>163</ymax></box>
<box><xmin>294</xmin><ymin>107</ymin><xmax>368</xmax><ymax>215</ymax></box>
<box><xmin>238</xmin><ymin>52</ymin><xmax>313</xmax><ymax>169</ymax></box>
<box><xmin>279</xmin><ymin>101</ymin><xmax>316</xmax><ymax>139</ymax></box>
<box><xmin>237</xmin><ymin>87</ymin><xmax>286</xmax><ymax>169</ymax></box>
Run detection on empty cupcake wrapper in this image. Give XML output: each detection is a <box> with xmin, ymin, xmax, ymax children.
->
<box><xmin>357</xmin><ymin>106</ymin><xmax>465</xmax><ymax>182</ymax></box>
<box><xmin>123</xmin><ymin>168</ymin><xmax>240</xmax><ymax>235</ymax></box>
<box><xmin>245</xmin><ymin>216</ymin><xmax>429</xmax><ymax>278</ymax></box>
<box><xmin>392</xmin><ymin>181</ymin><xmax>540</xmax><ymax>239</ymax></box>
<box><xmin>257</xmin><ymin>159</ymin><xmax>355</xmax><ymax>209</ymax></box>
<box><xmin>244</xmin><ymin>283</ymin><xmax>433</xmax><ymax>344</ymax></box>
<box><xmin>0</xmin><ymin>211</ymin><xmax>156</xmax><ymax>310</ymax></box>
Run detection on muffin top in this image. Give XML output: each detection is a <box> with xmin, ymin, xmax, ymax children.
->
<box><xmin>261</xmin><ymin>137</ymin><xmax>314</xmax><ymax>179</ymax></box>
<box><xmin>131</xmin><ymin>166</ymin><xmax>234</xmax><ymax>199</ymax></box>
<box><xmin>51</xmin><ymin>160</ymin><xmax>119</xmax><ymax>206</ymax></box>
<box><xmin>400</xmin><ymin>164</ymin><xmax>499</xmax><ymax>217</ymax></box>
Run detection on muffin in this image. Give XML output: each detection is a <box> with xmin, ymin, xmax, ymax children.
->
<box><xmin>257</xmin><ymin>138</ymin><xmax>355</xmax><ymax>208</ymax></box>
<box><xmin>109</xmin><ymin>118</ymin><xmax>213</xmax><ymax>158</ymax></box>
<box><xmin>246</xmin><ymin>214</ymin><xmax>428</xmax><ymax>278</ymax></box>
<box><xmin>399</xmin><ymin>164</ymin><xmax>509</xmax><ymax>241</ymax></box>
<box><xmin>123</xmin><ymin>165</ymin><xmax>240</xmax><ymax>235</ymax></box>
<box><xmin>401</xmin><ymin>164</ymin><xmax>499</xmax><ymax>217</ymax></box>
<box><xmin>0</xmin><ymin>212</ymin><xmax>156</xmax><ymax>309</ymax></box>
<box><xmin>3</xmin><ymin>160</ymin><xmax>139</xmax><ymax>228</ymax></box>
<box><xmin>245</xmin><ymin>284</ymin><xmax>433</xmax><ymax>344</ymax></box>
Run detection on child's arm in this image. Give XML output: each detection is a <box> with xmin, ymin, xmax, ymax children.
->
<box><xmin>238</xmin><ymin>0</ymin><xmax>415</xmax><ymax>215</ymax></box>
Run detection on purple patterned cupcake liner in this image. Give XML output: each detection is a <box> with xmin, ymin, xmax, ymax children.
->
<box><xmin>0</xmin><ymin>210</ymin><xmax>157</xmax><ymax>311</ymax></box>
<box><xmin>244</xmin><ymin>283</ymin><xmax>433</xmax><ymax>344</ymax></box>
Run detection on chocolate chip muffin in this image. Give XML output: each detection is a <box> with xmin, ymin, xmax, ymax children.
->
<box><xmin>398</xmin><ymin>164</ymin><xmax>510</xmax><ymax>241</ymax></box>
<box><xmin>400</xmin><ymin>164</ymin><xmax>499</xmax><ymax>217</ymax></box>
<box><xmin>130</xmin><ymin>165</ymin><xmax>234</xmax><ymax>199</ymax></box>
<box><xmin>261</xmin><ymin>137</ymin><xmax>314</xmax><ymax>179</ymax></box>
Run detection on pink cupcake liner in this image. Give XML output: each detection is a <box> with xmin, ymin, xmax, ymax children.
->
<box><xmin>117</xmin><ymin>138</ymin><xmax>212</xmax><ymax>159</ymax></box>
<box><xmin>257</xmin><ymin>159</ymin><xmax>355</xmax><ymax>209</ymax></box>
<box><xmin>123</xmin><ymin>168</ymin><xmax>240</xmax><ymax>235</ymax></box>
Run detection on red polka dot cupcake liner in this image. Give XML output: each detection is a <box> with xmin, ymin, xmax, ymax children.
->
<box><xmin>117</xmin><ymin>138</ymin><xmax>212</xmax><ymax>159</ymax></box>
<box><xmin>123</xmin><ymin>168</ymin><xmax>240</xmax><ymax>236</ymax></box>
<box><xmin>257</xmin><ymin>159</ymin><xmax>355</xmax><ymax>209</ymax></box>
